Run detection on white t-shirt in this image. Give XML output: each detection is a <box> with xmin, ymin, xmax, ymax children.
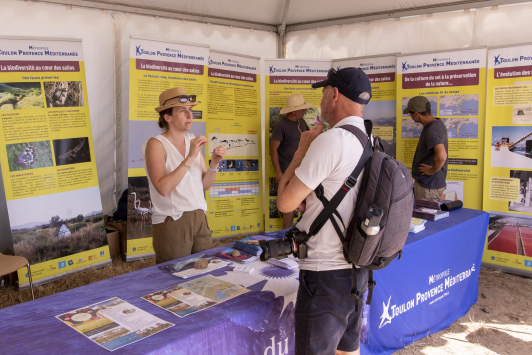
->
<box><xmin>295</xmin><ymin>116</ymin><xmax>367</xmax><ymax>271</ymax></box>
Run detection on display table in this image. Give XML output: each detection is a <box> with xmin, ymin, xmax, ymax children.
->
<box><xmin>0</xmin><ymin>209</ymin><xmax>488</xmax><ymax>355</ymax></box>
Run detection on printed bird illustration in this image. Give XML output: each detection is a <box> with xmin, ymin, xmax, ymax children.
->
<box><xmin>58</xmin><ymin>139</ymin><xmax>85</xmax><ymax>161</ymax></box>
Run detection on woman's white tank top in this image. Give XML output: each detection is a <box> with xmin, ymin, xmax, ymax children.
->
<box><xmin>143</xmin><ymin>133</ymin><xmax>207</xmax><ymax>224</ymax></box>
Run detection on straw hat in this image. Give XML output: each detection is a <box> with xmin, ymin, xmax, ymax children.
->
<box><xmin>154</xmin><ymin>87</ymin><xmax>200</xmax><ymax>113</ymax></box>
<box><xmin>280</xmin><ymin>94</ymin><xmax>313</xmax><ymax>114</ymax></box>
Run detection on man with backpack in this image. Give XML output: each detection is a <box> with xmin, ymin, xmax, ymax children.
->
<box><xmin>276</xmin><ymin>68</ymin><xmax>373</xmax><ymax>355</ymax></box>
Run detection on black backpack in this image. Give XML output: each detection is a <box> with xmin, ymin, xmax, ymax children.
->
<box><xmin>308</xmin><ymin>120</ymin><xmax>414</xmax><ymax>309</ymax></box>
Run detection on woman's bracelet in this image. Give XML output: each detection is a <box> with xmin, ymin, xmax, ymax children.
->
<box><xmin>208</xmin><ymin>166</ymin><xmax>219</xmax><ymax>173</ymax></box>
<box><xmin>181</xmin><ymin>161</ymin><xmax>191</xmax><ymax>168</ymax></box>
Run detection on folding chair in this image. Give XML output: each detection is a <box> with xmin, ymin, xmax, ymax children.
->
<box><xmin>0</xmin><ymin>253</ymin><xmax>35</xmax><ymax>300</ymax></box>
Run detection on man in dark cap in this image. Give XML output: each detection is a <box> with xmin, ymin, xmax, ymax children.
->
<box><xmin>404</xmin><ymin>96</ymin><xmax>448</xmax><ymax>199</ymax></box>
<box><xmin>276</xmin><ymin>68</ymin><xmax>372</xmax><ymax>355</ymax></box>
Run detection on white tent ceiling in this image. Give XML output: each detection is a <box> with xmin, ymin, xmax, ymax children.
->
<box><xmin>40</xmin><ymin>0</ymin><xmax>532</xmax><ymax>31</ymax></box>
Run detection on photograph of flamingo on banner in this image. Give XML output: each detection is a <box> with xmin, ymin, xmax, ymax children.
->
<box><xmin>127</xmin><ymin>177</ymin><xmax>153</xmax><ymax>240</ymax></box>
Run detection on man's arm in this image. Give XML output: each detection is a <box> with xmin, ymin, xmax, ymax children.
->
<box><xmin>277</xmin><ymin>124</ymin><xmax>325</xmax><ymax>212</ymax></box>
<box><xmin>419</xmin><ymin>143</ymin><xmax>447</xmax><ymax>175</ymax></box>
<box><xmin>270</xmin><ymin>139</ymin><xmax>283</xmax><ymax>183</ymax></box>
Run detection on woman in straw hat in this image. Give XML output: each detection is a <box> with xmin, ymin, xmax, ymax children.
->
<box><xmin>270</xmin><ymin>93</ymin><xmax>313</xmax><ymax>229</ymax></box>
<box><xmin>145</xmin><ymin>87</ymin><xmax>226</xmax><ymax>264</ymax></box>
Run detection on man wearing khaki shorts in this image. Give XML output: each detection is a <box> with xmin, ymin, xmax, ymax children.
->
<box><xmin>144</xmin><ymin>87</ymin><xmax>226</xmax><ymax>264</ymax></box>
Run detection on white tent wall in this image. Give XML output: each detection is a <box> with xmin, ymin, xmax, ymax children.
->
<box><xmin>285</xmin><ymin>3</ymin><xmax>532</xmax><ymax>59</ymax></box>
<box><xmin>113</xmin><ymin>13</ymin><xmax>277</xmax><ymax>198</ymax></box>
<box><xmin>1</xmin><ymin>0</ymin><xmax>116</xmax><ymax>215</ymax></box>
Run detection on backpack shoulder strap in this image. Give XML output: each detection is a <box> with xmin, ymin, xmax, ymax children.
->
<box><xmin>307</xmin><ymin>123</ymin><xmax>373</xmax><ymax>237</ymax></box>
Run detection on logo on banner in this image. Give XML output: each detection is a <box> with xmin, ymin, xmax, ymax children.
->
<box><xmin>379</xmin><ymin>296</ymin><xmax>394</xmax><ymax>328</ymax></box>
<box><xmin>68</xmin><ymin>260</ymin><xmax>73</xmax><ymax>266</ymax></box>
<box><xmin>493</xmin><ymin>54</ymin><xmax>529</xmax><ymax>66</ymax></box>
<box><xmin>58</xmin><ymin>261</ymin><xmax>66</xmax><ymax>269</ymax></box>
<box><xmin>491</xmin><ymin>256</ymin><xmax>496</xmax><ymax>260</ymax></box>
<box><xmin>379</xmin><ymin>264</ymin><xmax>476</xmax><ymax>329</ymax></box>
<box><xmin>269</xmin><ymin>65</ymin><xmax>275</xmax><ymax>74</ymax></box>
<box><xmin>100</xmin><ymin>251</ymin><xmax>104</xmax><ymax>256</ymax></box>
<box><xmin>135</xmin><ymin>45</ymin><xmax>142</xmax><ymax>56</ymax></box>
<box><xmin>208</xmin><ymin>56</ymin><xmax>213</xmax><ymax>65</ymax></box>
<box><xmin>401</xmin><ymin>61</ymin><xmax>408</xmax><ymax>72</ymax></box>
<box><xmin>525</xmin><ymin>260</ymin><xmax>532</xmax><ymax>268</ymax></box>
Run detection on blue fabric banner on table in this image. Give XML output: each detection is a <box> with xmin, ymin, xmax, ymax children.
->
<box><xmin>0</xmin><ymin>209</ymin><xmax>488</xmax><ymax>355</ymax></box>
<box><xmin>361</xmin><ymin>208</ymin><xmax>489</xmax><ymax>355</ymax></box>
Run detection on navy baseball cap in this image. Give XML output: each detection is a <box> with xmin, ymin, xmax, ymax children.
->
<box><xmin>312</xmin><ymin>67</ymin><xmax>372</xmax><ymax>105</ymax></box>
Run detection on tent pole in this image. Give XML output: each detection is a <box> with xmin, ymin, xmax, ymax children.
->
<box><xmin>277</xmin><ymin>0</ymin><xmax>291</xmax><ymax>58</ymax></box>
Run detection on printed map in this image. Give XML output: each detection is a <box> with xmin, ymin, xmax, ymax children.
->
<box><xmin>402</xmin><ymin>117</ymin><xmax>478</xmax><ymax>139</ymax></box>
<box><xmin>439</xmin><ymin>95</ymin><xmax>479</xmax><ymax>116</ymax></box>
<box><xmin>142</xmin><ymin>275</ymin><xmax>249</xmax><ymax>318</ymax></box>
<box><xmin>402</xmin><ymin>96</ymin><xmax>437</xmax><ymax>117</ymax></box>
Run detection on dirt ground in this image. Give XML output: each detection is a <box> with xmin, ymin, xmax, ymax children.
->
<box><xmin>1</xmin><ymin>248</ymin><xmax>531</xmax><ymax>353</ymax></box>
<box><xmin>396</xmin><ymin>267</ymin><xmax>532</xmax><ymax>354</ymax></box>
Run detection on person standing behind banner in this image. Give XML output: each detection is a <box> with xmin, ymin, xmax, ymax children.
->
<box><xmin>270</xmin><ymin>94</ymin><xmax>313</xmax><ymax>229</ymax></box>
<box><xmin>403</xmin><ymin>96</ymin><xmax>448</xmax><ymax>199</ymax></box>
<box><xmin>144</xmin><ymin>87</ymin><xmax>226</xmax><ymax>264</ymax></box>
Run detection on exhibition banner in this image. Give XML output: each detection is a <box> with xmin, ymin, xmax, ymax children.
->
<box><xmin>128</xmin><ymin>37</ymin><xmax>209</xmax><ymax>261</ymax></box>
<box><xmin>396</xmin><ymin>48</ymin><xmax>487</xmax><ymax>210</ymax></box>
<box><xmin>206</xmin><ymin>51</ymin><xmax>263</xmax><ymax>237</ymax></box>
<box><xmin>482</xmin><ymin>43</ymin><xmax>532</xmax><ymax>276</ymax></box>
<box><xmin>334</xmin><ymin>55</ymin><xmax>397</xmax><ymax>157</ymax></box>
<box><xmin>264</xmin><ymin>59</ymin><xmax>330</xmax><ymax>231</ymax></box>
<box><xmin>0</xmin><ymin>37</ymin><xmax>109</xmax><ymax>285</ymax></box>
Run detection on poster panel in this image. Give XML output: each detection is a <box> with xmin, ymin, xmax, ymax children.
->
<box><xmin>0</xmin><ymin>36</ymin><xmax>109</xmax><ymax>285</ymax></box>
<box><xmin>396</xmin><ymin>48</ymin><xmax>487</xmax><ymax>210</ymax></box>
<box><xmin>334</xmin><ymin>55</ymin><xmax>397</xmax><ymax>158</ymax></box>
<box><xmin>482</xmin><ymin>43</ymin><xmax>532</xmax><ymax>276</ymax></box>
<box><xmin>264</xmin><ymin>59</ymin><xmax>330</xmax><ymax>231</ymax></box>
<box><xmin>206</xmin><ymin>51</ymin><xmax>263</xmax><ymax>237</ymax></box>
<box><xmin>128</xmin><ymin>37</ymin><xmax>209</xmax><ymax>261</ymax></box>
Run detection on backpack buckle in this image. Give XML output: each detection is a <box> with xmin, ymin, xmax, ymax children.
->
<box><xmin>344</xmin><ymin>176</ymin><xmax>357</xmax><ymax>189</ymax></box>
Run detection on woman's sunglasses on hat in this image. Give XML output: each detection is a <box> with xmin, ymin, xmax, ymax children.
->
<box><xmin>163</xmin><ymin>95</ymin><xmax>197</xmax><ymax>106</ymax></box>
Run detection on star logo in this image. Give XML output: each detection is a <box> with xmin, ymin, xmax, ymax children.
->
<box><xmin>379</xmin><ymin>296</ymin><xmax>393</xmax><ymax>329</ymax></box>
<box><xmin>494</xmin><ymin>54</ymin><xmax>501</xmax><ymax>66</ymax></box>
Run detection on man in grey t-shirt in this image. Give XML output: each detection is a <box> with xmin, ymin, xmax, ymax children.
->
<box><xmin>270</xmin><ymin>94</ymin><xmax>313</xmax><ymax>228</ymax></box>
<box><xmin>404</xmin><ymin>96</ymin><xmax>448</xmax><ymax>199</ymax></box>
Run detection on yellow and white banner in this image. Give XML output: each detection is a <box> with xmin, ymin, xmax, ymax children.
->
<box><xmin>396</xmin><ymin>48</ymin><xmax>487</xmax><ymax>210</ymax></box>
<box><xmin>127</xmin><ymin>37</ymin><xmax>209</xmax><ymax>260</ymax></box>
<box><xmin>483</xmin><ymin>44</ymin><xmax>532</xmax><ymax>276</ymax></box>
<box><xmin>264</xmin><ymin>59</ymin><xmax>330</xmax><ymax>231</ymax></box>
<box><xmin>334</xmin><ymin>55</ymin><xmax>397</xmax><ymax>157</ymax></box>
<box><xmin>0</xmin><ymin>36</ymin><xmax>109</xmax><ymax>284</ymax></box>
<box><xmin>206</xmin><ymin>51</ymin><xmax>263</xmax><ymax>237</ymax></box>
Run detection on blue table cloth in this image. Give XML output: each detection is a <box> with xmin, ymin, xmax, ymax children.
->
<box><xmin>0</xmin><ymin>208</ymin><xmax>488</xmax><ymax>355</ymax></box>
<box><xmin>361</xmin><ymin>208</ymin><xmax>489</xmax><ymax>355</ymax></box>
